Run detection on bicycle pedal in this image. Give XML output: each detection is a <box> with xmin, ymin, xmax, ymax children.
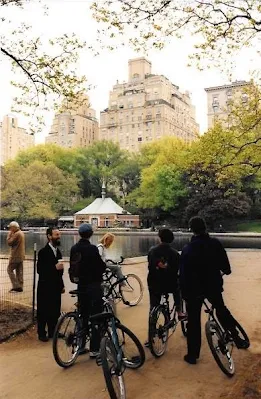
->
<box><xmin>96</xmin><ymin>354</ymin><xmax>102</xmax><ymax>366</ymax></box>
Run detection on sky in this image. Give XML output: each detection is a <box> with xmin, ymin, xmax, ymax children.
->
<box><xmin>0</xmin><ymin>0</ymin><xmax>258</xmax><ymax>144</ymax></box>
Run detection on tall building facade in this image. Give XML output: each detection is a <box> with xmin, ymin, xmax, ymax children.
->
<box><xmin>0</xmin><ymin>115</ymin><xmax>34</xmax><ymax>165</ymax></box>
<box><xmin>46</xmin><ymin>95</ymin><xmax>98</xmax><ymax>148</ymax></box>
<box><xmin>205</xmin><ymin>80</ymin><xmax>250</xmax><ymax>130</ymax></box>
<box><xmin>100</xmin><ymin>58</ymin><xmax>199</xmax><ymax>151</ymax></box>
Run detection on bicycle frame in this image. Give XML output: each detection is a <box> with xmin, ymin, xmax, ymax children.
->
<box><xmin>203</xmin><ymin>300</ymin><xmax>233</xmax><ymax>345</ymax></box>
<box><xmin>155</xmin><ymin>294</ymin><xmax>179</xmax><ymax>337</ymax></box>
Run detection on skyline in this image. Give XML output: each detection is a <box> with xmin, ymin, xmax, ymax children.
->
<box><xmin>0</xmin><ymin>1</ymin><xmax>257</xmax><ymax>144</ymax></box>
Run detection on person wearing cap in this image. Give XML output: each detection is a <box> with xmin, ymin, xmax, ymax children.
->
<box><xmin>7</xmin><ymin>221</ymin><xmax>25</xmax><ymax>292</ymax></box>
<box><xmin>36</xmin><ymin>227</ymin><xmax>65</xmax><ymax>342</ymax></box>
<box><xmin>70</xmin><ymin>223</ymin><xmax>106</xmax><ymax>358</ymax></box>
<box><xmin>180</xmin><ymin>216</ymin><xmax>249</xmax><ymax>365</ymax></box>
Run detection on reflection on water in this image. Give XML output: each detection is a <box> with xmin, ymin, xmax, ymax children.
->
<box><xmin>0</xmin><ymin>231</ymin><xmax>261</xmax><ymax>258</ymax></box>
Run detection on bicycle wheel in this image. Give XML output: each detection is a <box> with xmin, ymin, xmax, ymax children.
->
<box><xmin>234</xmin><ymin>320</ymin><xmax>250</xmax><ymax>348</ymax></box>
<box><xmin>116</xmin><ymin>323</ymin><xmax>145</xmax><ymax>369</ymax></box>
<box><xmin>100</xmin><ymin>336</ymin><xmax>126</xmax><ymax>399</ymax></box>
<box><xmin>53</xmin><ymin>312</ymin><xmax>83</xmax><ymax>368</ymax></box>
<box><xmin>205</xmin><ymin>320</ymin><xmax>235</xmax><ymax>377</ymax></box>
<box><xmin>120</xmin><ymin>274</ymin><xmax>144</xmax><ymax>306</ymax></box>
<box><xmin>149</xmin><ymin>305</ymin><xmax>170</xmax><ymax>358</ymax></box>
<box><xmin>180</xmin><ymin>300</ymin><xmax>188</xmax><ymax>337</ymax></box>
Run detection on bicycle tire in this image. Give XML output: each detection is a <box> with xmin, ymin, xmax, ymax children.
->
<box><xmin>53</xmin><ymin>312</ymin><xmax>83</xmax><ymax>368</ymax></box>
<box><xmin>149</xmin><ymin>305</ymin><xmax>170</xmax><ymax>358</ymax></box>
<box><xmin>205</xmin><ymin>320</ymin><xmax>235</xmax><ymax>377</ymax></box>
<box><xmin>100</xmin><ymin>336</ymin><xmax>126</xmax><ymax>399</ymax></box>
<box><xmin>116</xmin><ymin>323</ymin><xmax>145</xmax><ymax>369</ymax></box>
<box><xmin>120</xmin><ymin>273</ymin><xmax>144</xmax><ymax>306</ymax></box>
<box><xmin>180</xmin><ymin>300</ymin><xmax>188</xmax><ymax>337</ymax></box>
<box><xmin>234</xmin><ymin>320</ymin><xmax>250</xmax><ymax>348</ymax></box>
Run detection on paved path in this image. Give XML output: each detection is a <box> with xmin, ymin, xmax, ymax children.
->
<box><xmin>1</xmin><ymin>251</ymin><xmax>261</xmax><ymax>399</ymax></box>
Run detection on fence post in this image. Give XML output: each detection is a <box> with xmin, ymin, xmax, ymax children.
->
<box><xmin>32</xmin><ymin>243</ymin><xmax>37</xmax><ymax>324</ymax></box>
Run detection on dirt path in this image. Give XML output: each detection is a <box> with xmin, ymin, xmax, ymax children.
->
<box><xmin>1</xmin><ymin>251</ymin><xmax>261</xmax><ymax>399</ymax></box>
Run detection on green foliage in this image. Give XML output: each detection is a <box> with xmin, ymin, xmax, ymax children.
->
<box><xmin>1</xmin><ymin>1</ymin><xmax>87</xmax><ymax>133</ymax></box>
<box><xmin>130</xmin><ymin>137</ymin><xmax>189</xmax><ymax>211</ymax></box>
<box><xmin>1</xmin><ymin>160</ymin><xmax>79</xmax><ymax>219</ymax></box>
<box><xmin>91</xmin><ymin>0</ymin><xmax>261</xmax><ymax>68</ymax></box>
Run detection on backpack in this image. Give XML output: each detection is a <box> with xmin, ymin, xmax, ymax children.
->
<box><xmin>69</xmin><ymin>247</ymin><xmax>82</xmax><ymax>284</ymax></box>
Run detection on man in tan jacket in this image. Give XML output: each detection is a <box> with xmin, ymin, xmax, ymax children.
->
<box><xmin>7</xmin><ymin>221</ymin><xmax>25</xmax><ymax>292</ymax></box>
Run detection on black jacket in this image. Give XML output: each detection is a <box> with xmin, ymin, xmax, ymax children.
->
<box><xmin>70</xmin><ymin>238</ymin><xmax>106</xmax><ymax>286</ymax></box>
<box><xmin>147</xmin><ymin>243</ymin><xmax>180</xmax><ymax>293</ymax></box>
<box><xmin>180</xmin><ymin>233</ymin><xmax>231</xmax><ymax>299</ymax></box>
<box><xmin>37</xmin><ymin>244</ymin><xmax>64</xmax><ymax>292</ymax></box>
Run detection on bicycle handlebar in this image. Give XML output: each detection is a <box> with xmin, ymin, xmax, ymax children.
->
<box><xmin>106</xmin><ymin>256</ymin><xmax>124</xmax><ymax>265</ymax></box>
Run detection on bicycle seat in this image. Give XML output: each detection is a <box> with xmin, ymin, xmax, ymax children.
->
<box><xmin>89</xmin><ymin>312</ymin><xmax>114</xmax><ymax>323</ymax></box>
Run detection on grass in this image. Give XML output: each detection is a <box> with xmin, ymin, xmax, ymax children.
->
<box><xmin>234</xmin><ymin>221</ymin><xmax>261</xmax><ymax>233</ymax></box>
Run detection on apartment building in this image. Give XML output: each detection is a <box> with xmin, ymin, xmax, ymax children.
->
<box><xmin>0</xmin><ymin>115</ymin><xmax>34</xmax><ymax>165</ymax></box>
<box><xmin>46</xmin><ymin>95</ymin><xmax>98</xmax><ymax>148</ymax></box>
<box><xmin>100</xmin><ymin>58</ymin><xmax>199</xmax><ymax>151</ymax></box>
<box><xmin>205</xmin><ymin>80</ymin><xmax>250</xmax><ymax>129</ymax></box>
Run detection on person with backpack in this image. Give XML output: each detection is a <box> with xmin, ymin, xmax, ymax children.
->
<box><xmin>145</xmin><ymin>228</ymin><xmax>185</xmax><ymax>346</ymax></box>
<box><xmin>69</xmin><ymin>223</ymin><xmax>106</xmax><ymax>358</ymax></box>
<box><xmin>180</xmin><ymin>216</ymin><xmax>249</xmax><ymax>365</ymax></box>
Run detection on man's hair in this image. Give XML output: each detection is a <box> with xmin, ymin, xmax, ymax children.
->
<box><xmin>158</xmin><ymin>228</ymin><xmax>174</xmax><ymax>244</ymax></box>
<box><xmin>79</xmin><ymin>230</ymin><xmax>93</xmax><ymax>239</ymax></box>
<box><xmin>189</xmin><ymin>216</ymin><xmax>207</xmax><ymax>235</ymax></box>
<box><xmin>46</xmin><ymin>227</ymin><xmax>59</xmax><ymax>238</ymax></box>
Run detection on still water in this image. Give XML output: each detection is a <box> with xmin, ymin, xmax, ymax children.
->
<box><xmin>1</xmin><ymin>231</ymin><xmax>261</xmax><ymax>258</ymax></box>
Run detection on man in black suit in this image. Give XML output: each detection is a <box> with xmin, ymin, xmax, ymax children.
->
<box><xmin>37</xmin><ymin>227</ymin><xmax>64</xmax><ymax>342</ymax></box>
<box><xmin>70</xmin><ymin>223</ymin><xmax>106</xmax><ymax>358</ymax></box>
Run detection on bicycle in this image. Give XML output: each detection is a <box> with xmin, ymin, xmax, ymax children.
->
<box><xmin>148</xmin><ymin>293</ymin><xmax>187</xmax><ymax>357</ymax></box>
<box><xmin>93</xmin><ymin>297</ymin><xmax>145</xmax><ymax>399</ymax></box>
<box><xmin>103</xmin><ymin>257</ymin><xmax>144</xmax><ymax>307</ymax></box>
<box><xmin>52</xmin><ymin>278</ymin><xmax>145</xmax><ymax>372</ymax></box>
<box><xmin>204</xmin><ymin>300</ymin><xmax>250</xmax><ymax>377</ymax></box>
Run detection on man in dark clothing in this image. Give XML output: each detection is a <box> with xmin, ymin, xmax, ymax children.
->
<box><xmin>37</xmin><ymin>227</ymin><xmax>64</xmax><ymax>342</ymax></box>
<box><xmin>180</xmin><ymin>216</ymin><xmax>249</xmax><ymax>365</ymax></box>
<box><xmin>145</xmin><ymin>229</ymin><xmax>185</xmax><ymax>346</ymax></box>
<box><xmin>70</xmin><ymin>223</ymin><xmax>106</xmax><ymax>358</ymax></box>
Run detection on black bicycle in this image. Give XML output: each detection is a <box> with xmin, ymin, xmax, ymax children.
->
<box><xmin>93</xmin><ymin>297</ymin><xmax>145</xmax><ymax>399</ymax></box>
<box><xmin>52</xmin><ymin>279</ymin><xmax>145</xmax><ymax>372</ymax></box>
<box><xmin>204</xmin><ymin>300</ymin><xmax>250</xmax><ymax>377</ymax></box>
<box><xmin>103</xmin><ymin>257</ymin><xmax>144</xmax><ymax>307</ymax></box>
<box><xmin>148</xmin><ymin>293</ymin><xmax>187</xmax><ymax>357</ymax></box>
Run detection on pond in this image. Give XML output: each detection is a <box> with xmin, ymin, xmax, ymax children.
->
<box><xmin>1</xmin><ymin>231</ymin><xmax>261</xmax><ymax>259</ymax></box>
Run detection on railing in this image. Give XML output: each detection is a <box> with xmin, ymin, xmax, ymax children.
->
<box><xmin>0</xmin><ymin>254</ymin><xmax>36</xmax><ymax>342</ymax></box>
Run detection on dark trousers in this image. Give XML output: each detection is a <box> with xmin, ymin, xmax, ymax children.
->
<box><xmin>186</xmin><ymin>293</ymin><xmax>239</xmax><ymax>359</ymax></box>
<box><xmin>149</xmin><ymin>288</ymin><xmax>182</xmax><ymax>311</ymax></box>
<box><xmin>37</xmin><ymin>283</ymin><xmax>61</xmax><ymax>338</ymax></box>
<box><xmin>78</xmin><ymin>283</ymin><xmax>103</xmax><ymax>352</ymax></box>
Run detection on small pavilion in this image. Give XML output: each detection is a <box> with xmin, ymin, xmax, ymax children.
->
<box><xmin>74</xmin><ymin>185</ymin><xmax>140</xmax><ymax>228</ymax></box>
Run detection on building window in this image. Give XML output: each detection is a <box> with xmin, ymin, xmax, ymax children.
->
<box><xmin>132</xmin><ymin>124</ymin><xmax>135</xmax><ymax>128</ymax></box>
<box><xmin>138</xmin><ymin>137</ymin><xmax>142</xmax><ymax>142</ymax></box>
<box><xmin>133</xmin><ymin>73</ymin><xmax>140</xmax><ymax>79</ymax></box>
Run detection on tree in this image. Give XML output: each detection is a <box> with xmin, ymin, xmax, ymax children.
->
<box><xmin>129</xmin><ymin>137</ymin><xmax>189</xmax><ymax>211</ymax></box>
<box><xmin>79</xmin><ymin>141</ymin><xmax>126</xmax><ymax>197</ymax></box>
<box><xmin>1</xmin><ymin>161</ymin><xmax>79</xmax><ymax>219</ymax></box>
<box><xmin>1</xmin><ymin>0</ymin><xmax>87</xmax><ymax>132</ymax></box>
<box><xmin>91</xmin><ymin>0</ymin><xmax>261</xmax><ymax>66</ymax></box>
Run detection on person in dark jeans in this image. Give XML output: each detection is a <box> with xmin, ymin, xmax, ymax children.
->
<box><xmin>145</xmin><ymin>228</ymin><xmax>185</xmax><ymax>347</ymax></box>
<box><xmin>70</xmin><ymin>223</ymin><xmax>106</xmax><ymax>358</ymax></box>
<box><xmin>180</xmin><ymin>216</ymin><xmax>249</xmax><ymax>365</ymax></box>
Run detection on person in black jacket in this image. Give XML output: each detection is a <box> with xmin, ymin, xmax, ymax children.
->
<box><xmin>180</xmin><ymin>216</ymin><xmax>249</xmax><ymax>365</ymax></box>
<box><xmin>145</xmin><ymin>229</ymin><xmax>185</xmax><ymax>346</ymax></box>
<box><xmin>37</xmin><ymin>227</ymin><xmax>64</xmax><ymax>342</ymax></box>
<box><xmin>70</xmin><ymin>223</ymin><xmax>106</xmax><ymax>358</ymax></box>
